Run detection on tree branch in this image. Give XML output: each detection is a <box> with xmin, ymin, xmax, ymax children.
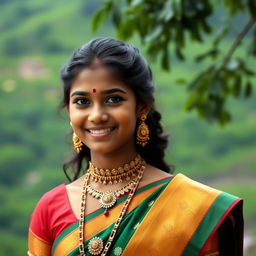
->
<box><xmin>222</xmin><ymin>18</ymin><xmax>255</xmax><ymax>66</ymax></box>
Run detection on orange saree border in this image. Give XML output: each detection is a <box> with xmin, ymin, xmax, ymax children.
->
<box><xmin>28</xmin><ymin>229</ymin><xmax>51</xmax><ymax>256</ymax></box>
<box><xmin>122</xmin><ymin>173</ymin><xmax>222</xmax><ymax>255</ymax></box>
<box><xmin>53</xmin><ymin>183</ymin><xmax>164</xmax><ymax>256</ymax></box>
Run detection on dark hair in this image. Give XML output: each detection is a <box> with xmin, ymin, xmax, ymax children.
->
<box><xmin>60</xmin><ymin>38</ymin><xmax>173</xmax><ymax>181</ymax></box>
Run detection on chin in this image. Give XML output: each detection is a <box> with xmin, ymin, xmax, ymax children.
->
<box><xmin>87</xmin><ymin>144</ymin><xmax>115</xmax><ymax>155</ymax></box>
<box><xmin>88</xmin><ymin>143</ymin><xmax>126</xmax><ymax>156</ymax></box>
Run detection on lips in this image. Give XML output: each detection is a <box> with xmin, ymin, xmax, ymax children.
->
<box><xmin>86</xmin><ymin>126</ymin><xmax>116</xmax><ymax>136</ymax></box>
<box><xmin>89</xmin><ymin>128</ymin><xmax>112</xmax><ymax>134</ymax></box>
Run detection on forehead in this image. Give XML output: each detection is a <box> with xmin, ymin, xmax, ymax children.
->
<box><xmin>70</xmin><ymin>66</ymin><xmax>131</xmax><ymax>93</ymax></box>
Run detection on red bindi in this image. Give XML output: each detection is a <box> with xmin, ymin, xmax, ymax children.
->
<box><xmin>92</xmin><ymin>88</ymin><xmax>96</xmax><ymax>93</ymax></box>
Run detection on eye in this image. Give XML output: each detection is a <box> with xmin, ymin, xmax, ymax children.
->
<box><xmin>106</xmin><ymin>95</ymin><xmax>124</xmax><ymax>104</ymax></box>
<box><xmin>73</xmin><ymin>98</ymin><xmax>90</xmax><ymax>106</ymax></box>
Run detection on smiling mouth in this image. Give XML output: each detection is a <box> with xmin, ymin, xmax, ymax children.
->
<box><xmin>86</xmin><ymin>127</ymin><xmax>116</xmax><ymax>136</ymax></box>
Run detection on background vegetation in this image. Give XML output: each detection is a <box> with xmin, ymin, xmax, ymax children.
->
<box><xmin>0</xmin><ymin>0</ymin><xmax>255</xmax><ymax>255</ymax></box>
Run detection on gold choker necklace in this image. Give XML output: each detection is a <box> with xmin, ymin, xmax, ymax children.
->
<box><xmin>88</xmin><ymin>154</ymin><xmax>144</xmax><ymax>184</ymax></box>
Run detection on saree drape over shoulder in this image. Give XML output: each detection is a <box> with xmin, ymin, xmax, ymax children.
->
<box><xmin>28</xmin><ymin>174</ymin><xmax>243</xmax><ymax>256</ymax></box>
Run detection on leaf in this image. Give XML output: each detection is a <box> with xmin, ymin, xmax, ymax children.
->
<box><xmin>244</xmin><ymin>81</ymin><xmax>253</xmax><ymax>98</ymax></box>
<box><xmin>91</xmin><ymin>2</ymin><xmax>113</xmax><ymax>32</ymax></box>
<box><xmin>131</xmin><ymin>0</ymin><xmax>143</xmax><ymax>6</ymax></box>
<box><xmin>146</xmin><ymin>42</ymin><xmax>160</xmax><ymax>60</ymax></box>
<box><xmin>190</xmin><ymin>21</ymin><xmax>203</xmax><ymax>42</ymax></box>
<box><xmin>184</xmin><ymin>93</ymin><xmax>198</xmax><ymax>110</ymax></box>
<box><xmin>175</xmin><ymin>25</ymin><xmax>185</xmax><ymax>47</ymax></box>
<box><xmin>187</xmin><ymin>66</ymin><xmax>214</xmax><ymax>90</ymax></box>
<box><xmin>195</xmin><ymin>48</ymin><xmax>219</xmax><ymax>62</ymax></box>
<box><xmin>219</xmin><ymin>109</ymin><xmax>231</xmax><ymax>126</ymax></box>
<box><xmin>224</xmin><ymin>0</ymin><xmax>245</xmax><ymax>16</ymax></box>
<box><xmin>175</xmin><ymin>47</ymin><xmax>185</xmax><ymax>60</ymax></box>
<box><xmin>112</xmin><ymin>3</ymin><xmax>121</xmax><ymax>27</ymax></box>
<box><xmin>117</xmin><ymin>19</ymin><xmax>135</xmax><ymax>39</ymax></box>
<box><xmin>213</xmin><ymin>24</ymin><xmax>230</xmax><ymax>47</ymax></box>
<box><xmin>176</xmin><ymin>78</ymin><xmax>187</xmax><ymax>85</ymax></box>
<box><xmin>248</xmin><ymin>30</ymin><xmax>256</xmax><ymax>56</ymax></box>
<box><xmin>159</xmin><ymin>1</ymin><xmax>174</xmax><ymax>22</ymax></box>
<box><xmin>172</xmin><ymin>0</ymin><xmax>182</xmax><ymax>20</ymax></box>
<box><xmin>145</xmin><ymin>25</ymin><xmax>163</xmax><ymax>42</ymax></box>
<box><xmin>209</xmin><ymin>75</ymin><xmax>223</xmax><ymax>96</ymax></box>
<box><xmin>200</xmin><ymin>19</ymin><xmax>212</xmax><ymax>34</ymax></box>
<box><xmin>183</xmin><ymin>0</ymin><xmax>198</xmax><ymax>17</ymax></box>
<box><xmin>232</xmin><ymin>75</ymin><xmax>242</xmax><ymax>97</ymax></box>
<box><xmin>161</xmin><ymin>46</ymin><xmax>170</xmax><ymax>71</ymax></box>
<box><xmin>248</xmin><ymin>0</ymin><xmax>256</xmax><ymax>19</ymax></box>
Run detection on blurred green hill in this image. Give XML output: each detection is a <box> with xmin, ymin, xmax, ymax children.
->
<box><xmin>0</xmin><ymin>0</ymin><xmax>255</xmax><ymax>255</ymax></box>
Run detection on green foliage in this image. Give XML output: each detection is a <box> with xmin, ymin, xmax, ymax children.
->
<box><xmin>185</xmin><ymin>58</ymin><xmax>255</xmax><ymax>124</ymax></box>
<box><xmin>0</xmin><ymin>145</ymin><xmax>35</xmax><ymax>185</ymax></box>
<box><xmin>93</xmin><ymin>0</ymin><xmax>256</xmax><ymax>124</ymax></box>
<box><xmin>0</xmin><ymin>1</ymin><xmax>255</xmax><ymax>255</ymax></box>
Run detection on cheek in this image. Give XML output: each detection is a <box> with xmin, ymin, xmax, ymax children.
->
<box><xmin>69</xmin><ymin>108</ymin><xmax>86</xmax><ymax>126</ymax></box>
<box><xmin>117</xmin><ymin>108</ymin><xmax>137</xmax><ymax>132</ymax></box>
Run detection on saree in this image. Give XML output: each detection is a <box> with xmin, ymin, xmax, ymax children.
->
<box><xmin>28</xmin><ymin>174</ymin><xmax>243</xmax><ymax>256</ymax></box>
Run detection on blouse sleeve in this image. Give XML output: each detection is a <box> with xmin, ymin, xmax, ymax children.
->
<box><xmin>201</xmin><ymin>212</ymin><xmax>242</xmax><ymax>256</ymax></box>
<box><xmin>28</xmin><ymin>193</ymin><xmax>52</xmax><ymax>256</ymax></box>
<box><xmin>201</xmin><ymin>230</ymin><xmax>219</xmax><ymax>256</ymax></box>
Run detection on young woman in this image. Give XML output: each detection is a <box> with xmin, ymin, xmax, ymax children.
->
<box><xmin>28</xmin><ymin>38</ymin><xmax>243</xmax><ymax>256</ymax></box>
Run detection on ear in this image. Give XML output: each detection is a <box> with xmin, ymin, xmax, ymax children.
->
<box><xmin>65</xmin><ymin>104</ymin><xmax>70</xmax><ymax>114</ymax></box>
<box><xmin>136</xmin><ymin>103</ymin><xmax>152</xmax><ymax>118</ymax></box>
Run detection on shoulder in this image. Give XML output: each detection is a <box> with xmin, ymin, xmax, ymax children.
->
<box><xmin>30</xmin><ymin>184</ymin><xmax>67</xmax><ymax>223</ymax></box>
<box><xmin>165</xmin><ymin>173</ymin><xmax>243</xmax><ymax>218</ymax></box>
<box><xmin>141</xmin><ymin>164</ymin><xmax>172</xmax><ymax>186</ymax></box>
<box><xmin>35</xmin><ymin>184</ymin><xmax>66</xmax><ymax>208</ymax></box>
<box><xmin>29</xmin><ymin>184</ymin><xmax>67</xmax><ymax>242</ymax></box>
<box><xmin>168</xmin><ymin>173</ymin><xmax>227</xmax><ymax>199</ymax></box>
<box><xmin>172</xmin><ymin>173</ymin><xmax>241</xmax><ymax>200</ymax></box>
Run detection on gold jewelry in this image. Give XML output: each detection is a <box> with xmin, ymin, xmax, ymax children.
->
<box><xmin>78</xmin><ymin>172</ymin><xmax>90</xmax><ymax>255</ymax></box>
<box><xmin>78</xmin><ymin>164</ymin><xmax>145</xmax><ymax>256</ymax></box>
<box><xmin>88</xmin><ymin>237</ymin><xmax>104</xmax><ymax>255</ymax></box>
<box><xmin>136</xmin><ymin>113</ymin><xmax>149</xmax><ymax>147</ymax></box>
<box><xmin>87</xmin><ymin>179</ymin><xmax>136</xmax><ymax>210</ymax></box>
<box><xmin>73</xmin><ymin>132</ymin><xmax>83</xmax><ymax>153</ymax></box>
<box><xmin>88</xmin><ymin>154</ymin><xmax>143</xmax><ymax>184</ymax></box>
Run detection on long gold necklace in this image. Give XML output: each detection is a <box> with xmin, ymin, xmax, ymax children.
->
<box><xmin>78</xmin><ymin>162</ymin><xmax>145</xmax><ymax>256</ymax></box>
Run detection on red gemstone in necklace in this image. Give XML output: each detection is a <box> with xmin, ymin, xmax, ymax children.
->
<box><xmin>103</xmin><ymin>210</ymin><xmax>109</xmax><ymax>216</ymax></box>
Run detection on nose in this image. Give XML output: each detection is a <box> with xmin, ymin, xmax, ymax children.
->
<box><xmin>88</xmin><ymin>105</ymin><xmax>108</xmax><ymax>123</ymax></box>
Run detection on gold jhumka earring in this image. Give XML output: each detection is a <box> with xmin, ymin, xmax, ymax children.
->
<box><xmin>70</xmin><ymin>121</ymin><xmax>83</xmax><ymax>153</ymax></box>
<box><xmin>72</xmin><ymin>132</ymin><xmax>83</xmax><ymax>153</ymax></box>
<box><xmin>136</xmin><ymin>113</ymin><xmax>149</xmax><ymax>147</ymax></box>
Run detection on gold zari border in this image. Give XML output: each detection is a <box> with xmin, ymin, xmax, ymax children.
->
<box><xmin>28</xmin><ymin>229</ymin><xmax>51</xmax><ymax>256</ymax></box>
<box><xmin>122</xmin><ymin>174</ymin><xmax>221</xmax><ymax>255</ymax></box>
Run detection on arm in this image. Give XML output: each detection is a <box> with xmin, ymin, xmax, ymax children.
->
<box><xmin>28</xmin><ymin>194</ymin><xmax>52</xmax><ymax>256</ymax></box>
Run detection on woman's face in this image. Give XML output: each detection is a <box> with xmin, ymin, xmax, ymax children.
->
<box><xmin>67</xmin><ymin>65</ymin><xmax>141</xmax><ymax>156</ymax></box>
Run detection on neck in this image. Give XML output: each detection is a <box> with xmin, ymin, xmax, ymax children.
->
<box><xmin>90</xmin><ymin>147</ymin><xmax>138</xmax><ymax>170</ymax></box>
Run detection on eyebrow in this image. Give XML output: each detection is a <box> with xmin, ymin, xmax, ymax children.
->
<box><xmin>70</xmin><ymin>88</ymin><xmax>127</xmax><ymax>97</ymax></box>
<box><xmin>102</xmin><ymin>88</ymin><xmax>127</xmax><ymax>95</ymax></box>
